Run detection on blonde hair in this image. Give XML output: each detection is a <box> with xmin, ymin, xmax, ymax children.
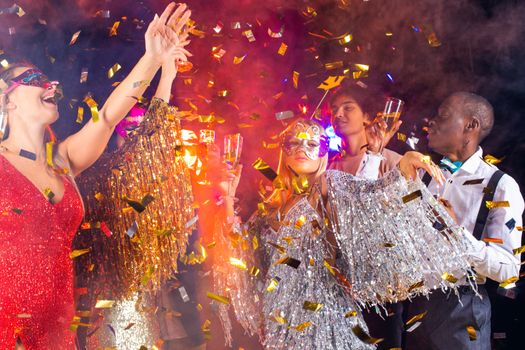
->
<box><xmin>268</xmin><ymin>118</ymin><xmax>328</xmax><ymax>210</ymax></box>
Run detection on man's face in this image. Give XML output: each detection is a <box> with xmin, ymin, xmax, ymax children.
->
<box><xmin>427</xmin><ymin>96</ymin><xmax>466</xmax><ymax>155</ymax></box>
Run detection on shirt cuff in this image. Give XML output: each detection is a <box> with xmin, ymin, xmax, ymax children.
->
<box><xmin>459</xmin><ymin>226</ymin><xmax>487</xmax><ymax>263</ymax></box>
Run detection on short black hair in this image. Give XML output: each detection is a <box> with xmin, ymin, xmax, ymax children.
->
<box><xmin>450</xmin><ymin>92</ymin><xmax>494</xmax><ymax>142</ymax></box>
<box><xmin>329</xmin><ymin>81</ymin><xmax>383</xmax><ymax>118</ymax></box>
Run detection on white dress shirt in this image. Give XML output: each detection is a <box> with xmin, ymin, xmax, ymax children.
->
<box><xmin>425</xmin><ymin>147</ymin><xmax>524</xmax><ymax>284</ymax></box>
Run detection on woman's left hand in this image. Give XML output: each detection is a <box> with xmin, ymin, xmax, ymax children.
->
<box><xmin>144</xmin><ymin>2</ymin><xmax>192</xmax><ymax>65</ymax></box>
<box><xmin>399</xmin><ymin>151</ymin><xmax>445</xmax><ymax>185</ymax></box>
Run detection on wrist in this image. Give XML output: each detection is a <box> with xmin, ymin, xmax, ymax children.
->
<box><xmin>142</xmin><ymin>52</ymin><xmax>163</xmax><ymax>67</ymax></box>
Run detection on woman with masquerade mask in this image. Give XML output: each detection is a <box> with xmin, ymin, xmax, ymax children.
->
<box><xmin>210</xmin><ymin>119</ymin><xmax>475</xmax><ymax>349</ymax></box>
<box><xmin>0</xmin><ymin>3</ymin><xmax>191</xmax><ymax>349</ymax></box>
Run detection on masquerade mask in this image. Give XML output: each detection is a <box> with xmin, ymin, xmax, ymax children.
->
<box><xmin>4</xmin><ymin>69</ymin><xmax>63</xmax><ymax>101</ymax></box>
<box><xmin>282</xmin><ymin>122</ymin><xmax>329</xmax><ymax>160</ymax></box>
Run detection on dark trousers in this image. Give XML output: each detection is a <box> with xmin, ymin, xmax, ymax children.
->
<box><xmin>363</xmin><ymin>303</ymin><xmax>404</xmax><ymax>350</ymax></box>
<box><xmin>404</xmin><ymin>286</ymin><xmax>491</xmax><ymax>350</ymax></box>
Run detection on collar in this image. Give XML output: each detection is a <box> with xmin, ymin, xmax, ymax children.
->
<box><xmin>458</xmin><ymin>147</ymin><xmax>483</xmax><ymax>174</ymax></box>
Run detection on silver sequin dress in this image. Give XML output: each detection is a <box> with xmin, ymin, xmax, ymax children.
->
<box><xmin>215</xmin><ymin>168</ymin><xmax>474</xmax><ymax>349</ymax></box>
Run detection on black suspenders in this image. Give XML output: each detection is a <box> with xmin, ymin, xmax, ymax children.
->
<box><xmin>422</xmin><ymin>169</ymin><xmax>505</xmax><ymax>239</ymax></box>
<box><xmin>472</xmin><ymin>170</ymin><xmax>505</xmax><ymax>240</ymax></box>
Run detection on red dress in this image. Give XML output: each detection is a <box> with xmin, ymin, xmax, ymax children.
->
<box><xmin>0</xmin><ymin>155</ymin><xmax>84</xmax><ymax>349</ymax></box>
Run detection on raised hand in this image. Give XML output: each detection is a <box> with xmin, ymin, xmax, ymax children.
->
<box><xmin>144</xmin><ymin>3</ymin><xmax>192</xmax><ymax>67</ymax></box>
<box><xmin>399</xmin><ymin>151</ymin><xmax>444</xmax><ymax>185</ymax></box>
<box><xmin>364</xmin><ymin>117</ymin><xmax>402</xmax><ymax>153</ymax></box>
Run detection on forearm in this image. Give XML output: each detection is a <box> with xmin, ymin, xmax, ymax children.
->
<box><xmin>101</xmin><ymin>53</ymin><xmax>161</xmax><ymax>128</ymax></box>
<box><xmin>461</xmin><ymin>227</ymin><xmax>521</xmax><ymax>282</ymax></box>
<box><xmin>154</xmin><ymin>71</ymin><xmax>176</xmax><ymax>102</ymax></box>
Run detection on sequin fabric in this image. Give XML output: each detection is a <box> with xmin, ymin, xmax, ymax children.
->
<box><xmin>326</xmin><ymin>168</ymin><xmax>475</xmax><ymax>306</ymax></box>
<box><xmin>214</xmin><ymin>198</ymin><xmax>375</xmax><ymax>350</ymax></box>
<box><xmin>86</xmin><ymin>293</ymin><xmax>159</xmax><ymax>349</ymax></box>
<box><xmin>0</xmin><ymin>155</ymin><xmax>84</xmax><ymax>349</ymax></box>
<box><xmin>77</xmin><ymin>97</ymin><xmax>194</xmax><ymax>300</ymax></box>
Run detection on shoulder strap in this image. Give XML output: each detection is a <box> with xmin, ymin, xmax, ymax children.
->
<box><xmin>472</xmin><ymin>170</ymin><xmax>505</xmax><ymax>240</ymax></box>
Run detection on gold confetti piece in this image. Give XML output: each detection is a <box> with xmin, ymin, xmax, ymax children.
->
<box><xmin>109</xmin><ymin>21</ymin><xmax>120</xmax><ymax>37</ymax></box>
<box><xmin>277</xmin><ymin>42</ymin><xmax>288</xmax><ymax>55</ymax></box>
<box><xmin>233</xmin><ymin>54</ymin><xmax>247</xmax><ymax>64</ymax></box>
<box><xmin>107</xmin><ymin>63</ymin><xmax>122</xmax><ymax>79</ymax></box>
<box><xmin>292</xmin><ymin>71</ymin><xmax>300</xmax><ymax>89</ymax></box>
<box><xmin>95</xmin><ymin>300</ymin><xmax>115</xmax><ymax>309</ymax></box>
<box><xmin>268</xmin><ymin>242</ymin><xmax>286</xmax><ymax>254</ymax></box>
<box><xmin>250</xmin><ymin>266</ymin><xmax>260</xmax><ymax>277</ymax></box>
<box><xmin>70</xmin><ymin>248</ymin><xmax>91</xmax><ymax>259</ymax></box>
<box><xmin>124</xmin><ymin>323</ymin><xmax>135</xmax><ymax>330</ymax></box>
<box><xmin>196</xmin><ymin>304</ymin><xmax>203</xmax><ymax>311</ymax></box>
<box><xmin>45</xmin><ymin>141</ymin><xmax>54</xmax><ymax>168</ymax></box>
<box><xmin>482</xmin><ymin>237</ymin><xmax>503</xmax><ymax>244</ymax></box>
<box><xmin>352</xmin><ymin>325</ymin><xmax>384</xmax><ymax>345</ymax></box>
<box><xmin>466</xmin><ymin>325</ymin><xmax>477</xmax><ymax>341</ymax></box>
<box><xmin>294</xmin><ymin>215</ymin><xmax>306</xmax><ymax>229</ymax></box>
<box><xmin>483</xmin><ymin>154</ymin><xmax>504</xmax><ymax>165</ymax></box>
<box><xmin>499</xmin><ymin>276</ymin><xmax>519</xmax><ymax>288</ymax></box>
<box><xmin>345</xmin><ymin>310</ymin><xmax>357</xmax><ymax>318</ymax></box>
<box><xmin>426</xmin><ymin>32</ymin><xmax>441</xmax><ymax>47</ymax></box>
<box><xmin>408</xmin><ymin>280</ymin><xmax>425</xmax><ymax>292</ymax></box>
<box><xmin>270</xmin><ymin>314</ymin><xmax>288</xmax><ymax>324</ymax></box>
<box><xmin>324</xmin><ymin>61</ymin><xmax>344</xmax><ymax>70</ymax></box>
<box><xmin>267</xmin><ymin>277</ymin><xmax>280</xmax><ymax>292</ymax></box>
<box><xmin>402</xmin><ymin>190</ymin><xmax>423</xmax><ymax>203</ymax></box>
<box><xmin>441</xmin><ymin>272</ymin><xmax>458</xmax><ymax>283</ymax></box>
<box><xmin>292</xmin><ymin>321</ymin><xmax>313</xmax><ymax>331</ymax></box>
<box><xmin>243</xmin><ymin>29</ymin><xmax>256</xmax><ymax>42</ymax></box>
<box><xmin>516</xmin><ymin>226</ymin><xmax>523</xmax><ymax>232</ymax></box>
<box><xmin>69</xmin><ymin>30</ymin><xmax>81</xmax><ymax>45</ymax></box>
<box><xmin>303</xmin><ymin>301</ymin><xmax>324</xmax><ymax>312</ymax></box>
<box><xmin>229</xmin><ymin>257</ymin><xmax>248</xmax><ymax>270</ymax></box>
<box><xmin>76</xmin><ymin>107</ymin><xmax>84</xmax><ymax>124</ymax></box>
<box><xmin>83</xmin><ymin>96</ymin><xmax>99</xmax><ymax>122</ymax></box>
<box><xmin>252</xmin><ymin>235</ymin><xmax>259</xmax><ymax>250</ymax></box>
<box><xmin>275</xmin><ymin>256</ymin><xmax>301</xmax><ymax>269</ymax></box>
<box><xmin>514</xmin><ymin>245</ymin><xmax>525</xmax><ymax>255</ymax></box>
<box><xmin>323</xmin><ymin>260</ymin><xmax>336</xmax><ymax>276</ymax></box>
<box><xmin>318</xmin><ymin>75</ymin><xmax>345</xmax><ymax>91</ymax></box>
<box><xmin>17</xmin><ymin>313</ymin><xmax>32</xmax><ymax>318</ymax></box>
<box><xmin>43</xmin><ymin>188</ymin><xmax>55</xmax><ymax>202</ymax></box>
<box><xmin>486</xmin><ymin>201</ymin><xmax>510</xmax><ymax>209</ymax></box>
<box><xmin>252</xmin><ymin>158</ymin><xmax>278</xmax><ymax>181</ymax></box>
<box><xmin>406</xmin><ymin>311</ymin><xmax>427</xmax><ymax>326</ymax></box>
<box><xmin>201</xmin><ymin>319</ymin><xmax>211</xmax><ymax>331</ymax></box>
<box><xmin>207</xmin><ymin>292</ymin><xmax>230</xmax><ymax>305</ymax></box>
<box><xmin>397</xmin><ymin>132</ymin><xmax>407</xmax><ymax>141</ymax></box>
<box><xmin>338</xmin><ymin>33</ymin><xmax>353</xmax><ymax>45</ymax></box>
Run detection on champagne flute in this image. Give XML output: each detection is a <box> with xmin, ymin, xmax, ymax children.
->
<box><xmin>223</xmin><ymin>133</ymin><xmax>243</xmax><ymax>197</ymax></box>
<box><xmin>379</xmin><ymin>97</ymin><xmax>404</xmax><ymax>152</ymax></box>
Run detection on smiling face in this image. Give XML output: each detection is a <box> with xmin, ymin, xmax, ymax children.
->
<box><xmin>281</xmin><ymin>121</ymin><xmax>328</xmax><ymax>176</ymax></box>
<box><xmin>330</xmin><ymin>93</ymin><xmax>370</xmax><ymax>138</ymax></box>
<box><xmin>3</xmin><ymin>66</ymin><xmax>62</xmax><ymax>126</ymax></box>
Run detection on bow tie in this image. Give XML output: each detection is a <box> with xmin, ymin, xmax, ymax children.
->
<box><xmin>440</xmin><ymin>157</ymin><xmax>463</xmax><ymax>173</ymax></box>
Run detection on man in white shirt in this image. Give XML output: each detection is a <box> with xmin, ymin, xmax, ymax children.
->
<box><xmin>404</xmin><ymin>92</ymin><xmax>524</xmax><ymax>349</ymax></box>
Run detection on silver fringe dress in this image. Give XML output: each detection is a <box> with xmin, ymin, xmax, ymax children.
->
<box><xmin>214</xmin><ymin>168</ymin><xmax>474</xmax><ymax>349</ymax></box>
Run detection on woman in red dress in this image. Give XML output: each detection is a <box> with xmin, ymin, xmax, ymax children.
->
<box><xmin>0</xmin><ymin>3</ymin><xmax>191</xmax><ymax>348</ymax></box>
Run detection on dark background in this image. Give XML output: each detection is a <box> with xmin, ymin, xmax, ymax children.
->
<box><xmin>1</xmin><ymin>0</ymin><xmax>524</xmax><ymax>349</ymax></box>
